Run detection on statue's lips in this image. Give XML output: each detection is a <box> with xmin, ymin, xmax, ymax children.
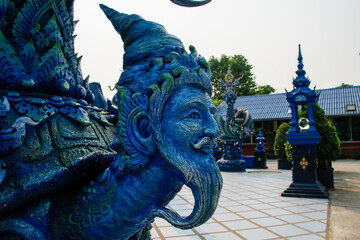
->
<box><xmin>191</xmin><ymin>137</ymin><xmax>215</xmax><ymax>154</ymax></box>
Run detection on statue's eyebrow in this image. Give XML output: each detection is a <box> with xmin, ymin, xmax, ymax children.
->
<box><xmin>184</xmin><ymin>100</ymin><xmax>216</xmax><ymax>114</ymax></box>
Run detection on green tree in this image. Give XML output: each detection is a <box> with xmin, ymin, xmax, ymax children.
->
<box><xmin>209</xmin><ymin>54</ymin><xmax>275</xmax><ymax>102</ymax></box>
<box><xmin>274</xmin><ymin>122</ymin><xmax>291</xmax><ymax>159</ymax></box>
<box><xmin>209</xmin><ymin>54</ymin><xmax>256</xmax><ymax>100</ymax></box>
<box><xmin>299</xmin><ymin>104</ymin><xmax>341</xmax><ymax>169</ymax></box>
<box><xmin>336</xmin><ymin>83</ymin><xmax>353</xmax><ymax>88</ymax></box>
<box><xmin>255</xmin><ymin>84</ymin><xmax>275</xmax><ymax>95</ymax></box>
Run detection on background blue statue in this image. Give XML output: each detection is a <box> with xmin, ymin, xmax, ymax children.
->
<box><xmin>216</xmin><ymin>68</ymin><xmax>254</xmax><ymax>171</ymax></box>
<box><xmin>0</xmin><ymin>1</ymin><xmax>222</xmax><ymax>239</ymax></box>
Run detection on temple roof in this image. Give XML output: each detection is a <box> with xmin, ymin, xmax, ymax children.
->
<box><xmin>215</xmin><ymin>86</ymin><xmax>360</xmax><ymax>120</ymax></box>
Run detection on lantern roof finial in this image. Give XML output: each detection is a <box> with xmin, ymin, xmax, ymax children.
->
<box><xmin>293</xmin><ymin>44</ymin><xmax>310</xmax><ymax>88</ymax></box>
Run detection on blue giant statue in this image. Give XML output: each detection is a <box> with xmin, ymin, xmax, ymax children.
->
<box><xmin>0</xmin><ymin>1</ymin><xmax>222</xmax><ymax>239</ymax></box>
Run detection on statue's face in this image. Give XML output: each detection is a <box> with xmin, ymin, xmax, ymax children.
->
<box><xmin>155</xmin><ymin>86</ymin><xmax>223</xmax><ymax>229</ymax></box>
<box><xmin>161</xmin><ymin>87</ymin><xmax>219</xmax><ymax>161</ymax></box>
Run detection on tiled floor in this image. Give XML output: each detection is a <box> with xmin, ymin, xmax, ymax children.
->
<box><xmin>151</xmin><ymin>169</ymin><xmax>328</xmax><ymax>240</ymax></box>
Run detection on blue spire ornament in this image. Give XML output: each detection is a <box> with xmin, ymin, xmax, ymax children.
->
<box><xmin>282</xmin><ymin>44</ymin><xmax>328</xmax><ymax>199</ymax></box>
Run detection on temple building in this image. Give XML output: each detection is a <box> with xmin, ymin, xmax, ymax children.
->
<box><xmin>215</xmin><ymin>85</ymin><xmax>360</xmax><ymax>157</ymax></box>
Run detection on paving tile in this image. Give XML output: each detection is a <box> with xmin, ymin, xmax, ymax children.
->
<box><xmin>170</xmin><ymin>198</ymin><xmax>189</xmax><ymax>205</ymax></box>
<box><xmin>238</xmin><ymin>199</ymin><xmax>264</xmax><ymax>205</ymax></box>
<box><xmin>166</xmin><ymin>235</ymin><xmax>201</xmax><ymax>240</ymax></box>
<box><xmin>277</xmin><ymin>214</ymin><xmax>312</xmax><ymax>223</ymax></box>
<box><xmin>205</xmin><ymin>217</ymin><xmax>216</xmax><ymax>223</ymax></box>
<box><xmin>214</xmin><ymin>207</ymin><xmax>230</xmax><ymax>214</ymax></box>
<box><xmin>268</xmin><ymin>225</ymin><xmax>309</xmax><ymax>237</ymax></box>
<box><xmin>261</xmin><ymin>208</ymin><xmax>293</xmax><ymax>216</ymax></box>
<box><xmin>150</xmin><ymin>227</ymin><xmax>160</xmax><ymax>238</ymax></box>
<box><xmin>226</xmin><ymin>205</ymin><xmax>253</xmax><ymax>212</ymax></box>
<box><xmin>237</xmin><ymin>228</ymin><xmax>279</xmax><ymax>240</ymax></box>
<box><xmin>218</xmin><ymin>196</ymin><xmax>232</xmax><ymax>202</ymax></box>
<box><xmin>154</xmin><ymin>171</ymin><xmax>328</xmax><ymax>239</ymax></box>
<box><xmin>181</xmin><ymin>197</ymin><xmax>195</xmax><ymax>204</ymax></box>
<box><xmin>293</xmin><ymin>199</ymin><xmax>322</xmax><ymax>205</ymax></box>
<box><xmin>213</xmin><ymin>212</ymin><xmax>242</xmax><ymax>222</ymax></box>
<box><xmin>223</xmin><ymin>192</ymin><xmax>246</xmax><ymax>198</ymax></box>
<box><xmin>258</xmin><ymin>197</ymin><xmax>282</xmax><ymax>203</ymax></box>
<box><xmin>170</xmin><ymin>203</ymin><xmax>194</xmax><ymax>210</ymax></box>
<box><xmin>259</xmin><ymin>190</ymin><xmax>277</xmax><ymax>195</ymax></box>
<box><xmin>237</xmin><ymin>210</ymin><xmax>269</xmax><ymax>219</ymax></box>
<box><xmin>249</xmin><ymin>203</ymin><xmax>276</xmax><ymax>210</ymax></box>
<box><xmin>288</xmin><ymin>234</ymin><xmax>325</xmax><ymax>240</ymax></box>
<box><xmin>301</xmin><ymin>211</ymin><xmax>327</xmax><ymax>220</ymax></box>
<box><xmin>244</xmin><ymin>193</ymin><xmax>267</xmax><ymax>199</ymax></box>
<box><xmin>251</xmin><ymin>216</ymin><xmax>287</xmax><ymax>227</ymax></box>
<box><xmin>296</xmin><ymin>221</ymin><xmax>327</xmax><ymax>233</ymax></box>
<box><xmin>227</xmin><ymin>195</ymin><xmax>251</xmax><ymax>201</ymax></box>
<box><xmin>193</xmin><ymin>222</ymin><xmax>228</xmax><ymax>234</ymax></box>
<box><xmin>265</xmin><ymin>193</ymin><xmax>284</xmax><ymax>198</ymax></box>
<box><xmin>154</xmin><ymin>218</ymin><xmax>172</xmax><ymax>227</ymax></box>
<box><xmin>270</xmin><ymin>201</ymin><xmax>296</xmax><ymax>208</ymax></box>
<box><xmin>222</xmin><ymin>219</ymin><xmax>258</xmax><ymax>230</ymax></box>
<box><xmin>219</xmin><ymin>200</ymin><xmax>243</xmax><ymax>207</ymax></box>
<box><xmin>171</xmin><ymin>208</ymin><xmax>193</xmax><ymax>216</ymax></box>
<box><xmin>202</xmin><ymin>232</ymin><xmax>242</xmax><ymax>239</ymax></box>
<box><xmin>285</xmin><ymin>205</ymin><xmax>314</xmax><ymax>213</ymax></box>
<box><xmin>305</xmin><ymin>203</ymin><xmax>328</xmax><ymax>211</ymax></box>
<box><xmin>158</xmin><ymin>226</ymin><xmax>196</xmax><ymax>238</ymax></box>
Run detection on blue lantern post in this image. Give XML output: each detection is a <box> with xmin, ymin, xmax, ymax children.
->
<box><xmin>281</xmin><ymin>45</ymin><xmax>328</xmax><ymax>198</ymax></box>
<box><xmin>253</xmin><ymin>131</ymin><xmax>267</xmax><ymax>168</ymax></box>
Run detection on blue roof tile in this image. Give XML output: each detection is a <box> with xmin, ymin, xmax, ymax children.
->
<box><xmin>215</xmin><ymin>86</ymin><xmax>360</xmax><ymax>120</ymax></box>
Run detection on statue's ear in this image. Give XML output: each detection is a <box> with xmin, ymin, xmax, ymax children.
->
<box><xmin>129</xmin><ymin>111</ymin><xmax>155</xmax><ymax>157</ymax></box>
<box><xmin>117</xmin><ymin>90</ymin><xmax>154</xmax><ymax>170</ymax></box>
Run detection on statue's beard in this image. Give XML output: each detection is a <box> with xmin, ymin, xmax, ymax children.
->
<box><xmin>154</xmin><ymin>134</ymin><xmax>223</xmax><ymax>229</ymax></box>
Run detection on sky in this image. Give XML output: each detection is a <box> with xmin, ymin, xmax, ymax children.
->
<box><xmin>73</xmin><ymin>0</ymin><xmax>360</xmax><ymax>100</ymax></box>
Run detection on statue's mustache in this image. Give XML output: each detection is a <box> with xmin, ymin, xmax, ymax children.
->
<box><xmin>191</xmin><ymin>137</ymin><xmax>215</xmax><ymax>153</ymax></box>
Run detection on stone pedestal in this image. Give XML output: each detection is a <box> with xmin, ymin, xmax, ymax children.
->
<box><xmin>218</xmin><ymin>139</ymin><xmax>246</xmax><ymax>172</ymax></box>
<box><xmin>217</xmin><ymin>159</ymin><xmax>246</xmax><ymax>172</ymax></box>
<box><xmin>253</xmin><ymin>151</ymin><xmax>267</xmax><ymax>169</ymax></box>
<box><xmin>282</xmin><ymin>144</ymin><xmax>328</xmax><ymax>198</ymax></box>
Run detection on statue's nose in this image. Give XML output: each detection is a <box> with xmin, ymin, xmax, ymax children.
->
<box><xmin>204</xmin><ymin>117</ymin><xmax>220</xmax><ymax>138</ymax></box>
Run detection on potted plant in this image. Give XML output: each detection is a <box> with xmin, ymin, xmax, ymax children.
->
<box><xmin>298</xmin><ymin>104</ymin><xmax>341</xmax><ymax>188</ymax></box>
<box><xmin>274</xmin><ymin>122</ymin><xmax>292</xmax><ymax>169</ymax></box>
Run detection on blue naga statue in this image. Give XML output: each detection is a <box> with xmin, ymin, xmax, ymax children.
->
<box><xmin>0</xmin><ymin>0</ymin><xmax>222</xmax><ymax>239</ymax></box>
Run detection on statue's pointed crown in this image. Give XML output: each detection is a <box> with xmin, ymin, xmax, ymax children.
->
<box><xmin>100</xmin><ymin>4</ymin><xmax>212</xmax><ymax>95</ymax></box>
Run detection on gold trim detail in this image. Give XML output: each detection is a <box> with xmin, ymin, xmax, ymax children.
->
<box><xmin>300</xmin><ymin>157</ymin><xmax>308</xmax><ymax>170</ymax></box>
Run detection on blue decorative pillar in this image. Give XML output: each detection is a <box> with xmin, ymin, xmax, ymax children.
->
<box><xmin>217</xmin><ymin>67</ymin><xmax>247</xmax><ymax>172</ymax></box>
<box><xmin>253</xmin><ymin>131</ymin><xmax>267</xmax><ymax>169</ymax></box>
<box><xmin>281</xmin><ymin>45</ymin><xmax>328</xmax><ymax>198</ymax></box>
<box><xmin>255</xmin><ymin>131</ymin><xmax>265</xmax><ymax>152</ymax></box>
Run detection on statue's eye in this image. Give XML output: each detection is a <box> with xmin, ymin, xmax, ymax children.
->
<box><xmin>188</xmin><ymin>111</ymin><xmax>201</xmax><ymax>119</ymax></box>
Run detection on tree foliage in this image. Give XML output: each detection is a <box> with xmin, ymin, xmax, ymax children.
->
<box><xmin>283</xmin><ymin>104</ymin><xmax>341</xmax><ymax>168</ymax></box>
<box><xmin>209</xmin><ymin>54</ymin><xmax>275</xmax><ymax>101</ymax></box>
<box><xmin>336</xmin><ymin>83</ymin><xmax>354</xmax><ymax>88</ymax></box>
<box><xmin>274</xmin><ymin>122</ymin><xmax>291</xmax><ymax>159</ymax></box>
<box><xmin>299</xmin><ymin>104</ymin><xmax>341</xmax><ymax>169</ymax></box>
<box><xmin>255</xmin><ymin>85</ymin><xmax>276</xmax><ymax>95</ymax></box>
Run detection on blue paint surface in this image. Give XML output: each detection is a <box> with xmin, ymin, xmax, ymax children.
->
<box><xmin>0</xmin><ymin>1</ymin><xmax>222</xmax><ymax>239</ymax></box>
